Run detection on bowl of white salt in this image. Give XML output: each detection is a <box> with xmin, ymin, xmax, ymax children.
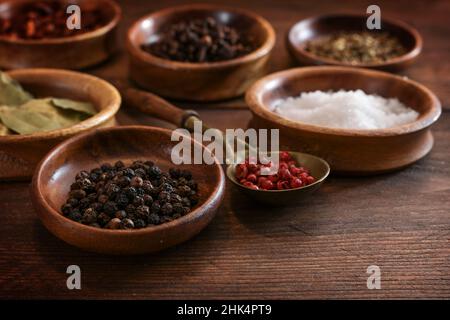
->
<box><xmin>245</xmin><ymin>66</ymin><xmax>441</xmax><ymax>174</ymax></box>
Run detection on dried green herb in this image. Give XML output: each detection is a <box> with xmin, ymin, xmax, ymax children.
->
<box><xmin>0</xmin><ymin>71</ymin><xmax>97</xmax><ymax>136</ymax></box>
<box><xmin>0</xmin><ymin>72</ymin><xmax>33</xmax><ymax>106</ymax></box>
<box><xmin>304</xmin><ymin>32</ymin><xmax>406</xmax><ymax>64</ymax></box>
<box><xmin>0</xmin><ymin>121</ymin><xmax>11</xmax><ymax>136</ymax></box>
<box><xmin>51</xmin><ymin>98</ymin><xmax>97</xmax><ymax>115</ymax></box>
<box><xmin>0</xmin><ymin>99</ymin><xmax>90</xmax><ymax>135</ymax></box>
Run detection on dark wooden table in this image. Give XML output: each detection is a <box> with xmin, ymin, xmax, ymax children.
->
<box><xmin>1</xmin><ymin>0</ymin><xmax>449</xmax><ymax>299</ymax></box>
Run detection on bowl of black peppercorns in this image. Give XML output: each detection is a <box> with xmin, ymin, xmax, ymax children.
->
<box><xmin>31</xmin><ymin>126</ymin><xmax>225</xmax><ymax>254</ymax></box>
<box><xmin>126</xmin><ymin>4</ymin><xmax>275</xmax><ymax>101</ymax></box>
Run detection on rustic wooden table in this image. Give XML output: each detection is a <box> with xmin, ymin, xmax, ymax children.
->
<box><xmin>1</xmin><ymin>0</ymin><xmax>449</xmax><ymax>299</ymax></box>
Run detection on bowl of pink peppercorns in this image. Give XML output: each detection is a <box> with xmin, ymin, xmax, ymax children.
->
<box><xmin>226</xmin><ymin>151</ymin><xmax>330</xmax><ymax>205</ymax></box>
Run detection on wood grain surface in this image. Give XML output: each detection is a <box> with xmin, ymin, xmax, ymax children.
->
<box><xmin>0</xmin><ymin>0</ymin><xmax>449</xmax><ymax>299</ymax></box>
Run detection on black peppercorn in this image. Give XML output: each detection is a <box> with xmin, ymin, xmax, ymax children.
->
<box><xmin>134</xmin><ymin>219</ymin><xmax>146</xmax><ymax>229</ymax></box>
<box><xmin>143</xmin><ymin>194</ymin><xmax>153</xmax><ymax>206</ymax></box>
<box><xmin>70</xmin><ymin>189</ymin><xmax>86</xmax><ymax>200</ymax></box>
<box><xmin>105</xmin><ymin>218</ymin><xmax>121</xmax><ymax>229</ymax></box>
<box><xmin>121</xmin><ymin>218</ymin><xmax>134</xmax><ymax>229</ymax></box>
<box><xmin>62</xmin><ymin>161</ymin><xmax>199</xmax><ymax>229</ymax></box>
<box><xmin>134</xmin><ymin>168</ymin><xmax>146</xmax><ymax>178</ymax></box>
<box><xmin>97</xmin><ymin>212</ymin><xmax>111</xmax><ymax>225</ymax></box>
<box><xmin>132</xmin><ymin>196</ymin><xmax>144</xmax><ymax>206</ymax></box>
<box><xmin>114</xmin><ymin>193</ymin><xmax>128</xmax><ymax>208</ymax></box>
<box><xmin>117</xmin><ymin>176</ymin><xmax>131</xmax><ymax>188</ymax></box>
<box><xmin>148</xmin><ymin>166</ymin><xmax>161</xmax><ymax>178</ymax></box>
<box><xmin>115</xmin><ymin>210</ymin><xmax>127</xmax><ymax>219</ymax></box>
<box><xmin>130</xmin><ymin>176</ymin><xmax>143</xmax><ymax>188</ymax></box>
<box><xmin>161</xmin><ymin>202</ymin><xmax>173</xmax><ymax>215</ymax></box>
<box><xmin>158</xmin><ymin>190</ymin><xmax>171</xmax><ymax>202</ymax></box>
<box><xmin>148</xmin><ymin>213</ymin><xmax>160</xmax><ymax>225</ymax></box>
<box><xmin>136</xmin><ymin>205</ymin><xmax>150</xmax><ymax>218</ymax></box>
<box><xmin>124</xmin><ymin>187</ymin><xmax>137</xmax><ymax>199</ymax></box>
<box><xmin>103</xmin><ymin>201</ymin><xmax>117</xmax><ymax>215</ymax></box>
<box><xmin>97</xmin><ymin>194</ymin><xmax>109</xmax><ymax>204</ymax></box>
<box><xmin>82</xmin><ymin>208</ymin><xmax>97</xmax><ymax>224</ymax></box>
<box><xmin>151</xmin><ymin>201</ymin><xmax>161</xmax><ymax>214</ymax></box>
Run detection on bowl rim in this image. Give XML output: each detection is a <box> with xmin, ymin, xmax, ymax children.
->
<box><xmin>0</xmin><ymin>0</ymin><xmax>121</xmax><ymax>44</ymax></box>
<box><xmin>32</xmin><ymin>125</ymin><xmax>226</xmax><ymax>235</ymax></box>
<box><xmin>126</xmin><ymin>3</ymin><xmax>276</xmax><ymax>70</ymax></box>
<box><xmin>0</xmin><ymin>68</ymin><xmax>121</xmax><ymax>142</ymax></box>
<box><xmin>246</xmin><ymin>66</ymin><xmax>442</xmax><ymax>137</ymax></box>
<box><xmin>226</xmin><ymin>151</ymin><xmax>330</xmax><ymax>193</ymax></box>
<box><xmin>287</xmin><ymin>12</ymin><xmax>423</xmax><ymax>69</ymax></box>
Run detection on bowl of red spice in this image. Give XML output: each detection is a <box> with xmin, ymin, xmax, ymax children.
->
<box><xmin>226</xmin><ymin>151</ymin><xmax>330</xmax><ymax>205</ymax></box>
<box><xmin>126</xmin><ymin>4</ymin><xmax>275</xmax><ymax>101</ymax></box>
<box><xmin>0</xmin><ymin>0</ymin><xmax>121</xmax><ymax>69</ymax></box>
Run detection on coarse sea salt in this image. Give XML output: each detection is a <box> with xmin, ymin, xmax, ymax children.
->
<box><xmin>271</xmin><ymin>89</ymin><xmax>419</xmax><ymax>130</ymax></box>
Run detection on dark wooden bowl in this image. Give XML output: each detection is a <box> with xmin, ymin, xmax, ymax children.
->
<box><xmin>31</xmin><ymin>126</ymin><xmax>225</xmax><ymax>255</ymax></box>
<box><xmin>0</xmin><ymin>69</ymin><xmax>120</xmax><ymax>180</ymax></box>
<box><xmin>127</xmin><ymin>4</ymin><xmax>275</xmax><ymax>101</ymax></box>
<box><xmin>0</xmin><ymin>0</ymin><xmax>121</xmax><ymax>69</ymax></box>
<box><xmin>246</xmin><ymin>66</ymin><xmax>441</xmax><ymax>174</ymax></box>
<box><xmin>287</xmin><ymin>14</ymin><xmax>422</xmax><ymax>71</ymax></box>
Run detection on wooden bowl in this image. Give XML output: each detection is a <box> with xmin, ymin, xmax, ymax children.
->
<box><xmin>0</xmin><ymin>0</ymin><xmax>121</xmax><ymax>69</ymax></box>
<box><xmin>31</xmin><ymin>126</ymin><xmax>225</xmax><ymax>255</ymax></box>
<box><xmin>126</xmin><ymin>4</ymin><xmax>275</xmax><ymax>101</ymax></box>
<box><xmin>287</xmin><ymin>14</ymin><xmax>422</xmax><ymax>71</ymax></box>
<box><xmin>226</xmin><ymin>151</ymin><xmax>330</xmax><ymax>205</ymax></box>
<box><xmin>245</xmin><ymin>66</ymin><xmax>441</xmax><ymax>175</ymax></box>
<box><xmin>0</xmin><ymin>69</ymin><xmax>120</xmax><ymax>180</ymax></box>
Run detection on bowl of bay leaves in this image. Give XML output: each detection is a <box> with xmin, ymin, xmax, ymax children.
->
<box><xmin>0</xmin><ymin>69</ymin><xmax>120</xmax><ymax>180</ymax></box>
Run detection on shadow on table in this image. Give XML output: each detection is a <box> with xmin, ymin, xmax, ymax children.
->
<box><xmin>31</xmin><ymin>212</ymin><xmax>228</xmax><ymax>292</ymax></box>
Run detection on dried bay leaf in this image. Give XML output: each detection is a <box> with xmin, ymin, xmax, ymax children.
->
<box><xmin>51</xmin><ymin>98</ymin><xmax>97</xmax><ymax>115</ymax></box>
<box><xmin>0</xmin><ymin>120</ymin><xmax>12</xmax><ymax>136</ymax></box>
<box><xmin>0</xmin><ymin>72</ymin><xmax>33</xmax><ymax>106</ymax></box>
<box><xmin>0</xmin><ymin>99</ymin><xmax>89</xmax><ymax>135</ymax></box>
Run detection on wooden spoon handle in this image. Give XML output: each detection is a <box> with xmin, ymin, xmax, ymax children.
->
<box><xmin>113</xmin><ymin>81</ymin><xmax>199</xmax><ymax>128</ymax></box>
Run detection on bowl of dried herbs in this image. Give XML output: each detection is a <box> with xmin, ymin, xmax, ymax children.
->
<box><xmin>0</xmin><ymin>69</ymin><xmax>120</xmax><ymax>180</ymax></box>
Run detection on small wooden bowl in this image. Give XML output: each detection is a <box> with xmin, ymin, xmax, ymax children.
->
<box><xmin>226</xmin><ymin>151</ymin><xmax>330</xmax><ymax>205</ymax></box>
<box><xmin>0</xmin><ymin>69</ymin><xmax>120</xmax><ymax>180</ymax></box>
<box><xmin>246</xmin><ymin>66</ymin><xmax>441</xmax><ymax>175</ymax></box>
<box><xmin>127</xmin><ymin>4</ymin><xmax>275</xmax><ymax>101</ymax></box>
<box><xmin>0</xmin><ymin>0</ymin><xmax>121</xmax><ymax>69</ymax></box>
<box><xmin>31</xmin><ymin>126</ymin><xmax>225</xmax><ymax>255</ymax></box>
<box><xmin>287</xmin><ymin>14</ymin><xmax>422</xmax><ymax>71</ymax></box>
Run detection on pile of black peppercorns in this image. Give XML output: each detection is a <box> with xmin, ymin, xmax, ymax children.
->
<box><xmin>61</xmin><ymin>160</ymin><xmax>200</xmax><ymax>229</ymax></box>
<box><xmin>141</xmin><ymin>16</ymin><xmax>254</xmax><ymax>62</ymax></box>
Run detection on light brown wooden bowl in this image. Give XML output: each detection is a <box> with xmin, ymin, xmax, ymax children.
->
<box><xmin>287</xmin><ymin>14</ymin><xmax>422</xmax><ymax>71</ymax></box>
<box><xmin>31</xmin><ymin>126</ymin><xmax>225</xmax><ymax>255</ymax></box>
<box><xmin>0</xmin><ymin>0</ymin><xmax>121</xmax><ymax>69</ymax></box>
<box><xmin>0</xmin><ymin>69</ymin><xmax>121</xmax><ymax>180</ymax></box>
<box><xmin>126</xmin><ymin>4</ymin><xmax>275</xmax><ymax>101</ymax></box>
<box><xmin>246</xmin><ymin>66</ymin><xmax>441</xmax><ymax>175</ymax></box>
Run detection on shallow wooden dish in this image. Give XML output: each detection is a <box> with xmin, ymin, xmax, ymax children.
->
<box><xmin>0</xmin><ymin>69</ymin><xmax>120</xmax><ymax>180</ymax></box>
<box><xmin>287</xmin><ymin>14</ymin><xmax>422</xmax><ymax>71</ymax></box>
<box><xmin>246</xmin><ymin>66</ymin><xmax>441</xmax><ymax>174</ymax></box>
<box><xmin>226</xmin><ymin>151</ymin><xmax>330</xmax><ymax>205</ymax></box>
<box><xmin>0</xmin><ymin>0</ymin><xmax>121</xmax><ymax>69</ymax></box>
<box><xmin>31</xmin><ymin>126</ymin><xmax>225</xmax><ymax>255</ymax></box>
<box><xmin>127</xmin><ymin>4</ymin><xmax>275</xmax><ymax>101</ymax></box>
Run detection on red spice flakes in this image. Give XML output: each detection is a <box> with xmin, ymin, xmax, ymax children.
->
<box><xmin>0</xmin><ymin>1</ymin><xmax>107</xmax><ymax>40</ymax></box>
<box><xmin>235</xmin><ymin>151</ymin><xmax>315</xmax><ymax>191</ymax></box>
